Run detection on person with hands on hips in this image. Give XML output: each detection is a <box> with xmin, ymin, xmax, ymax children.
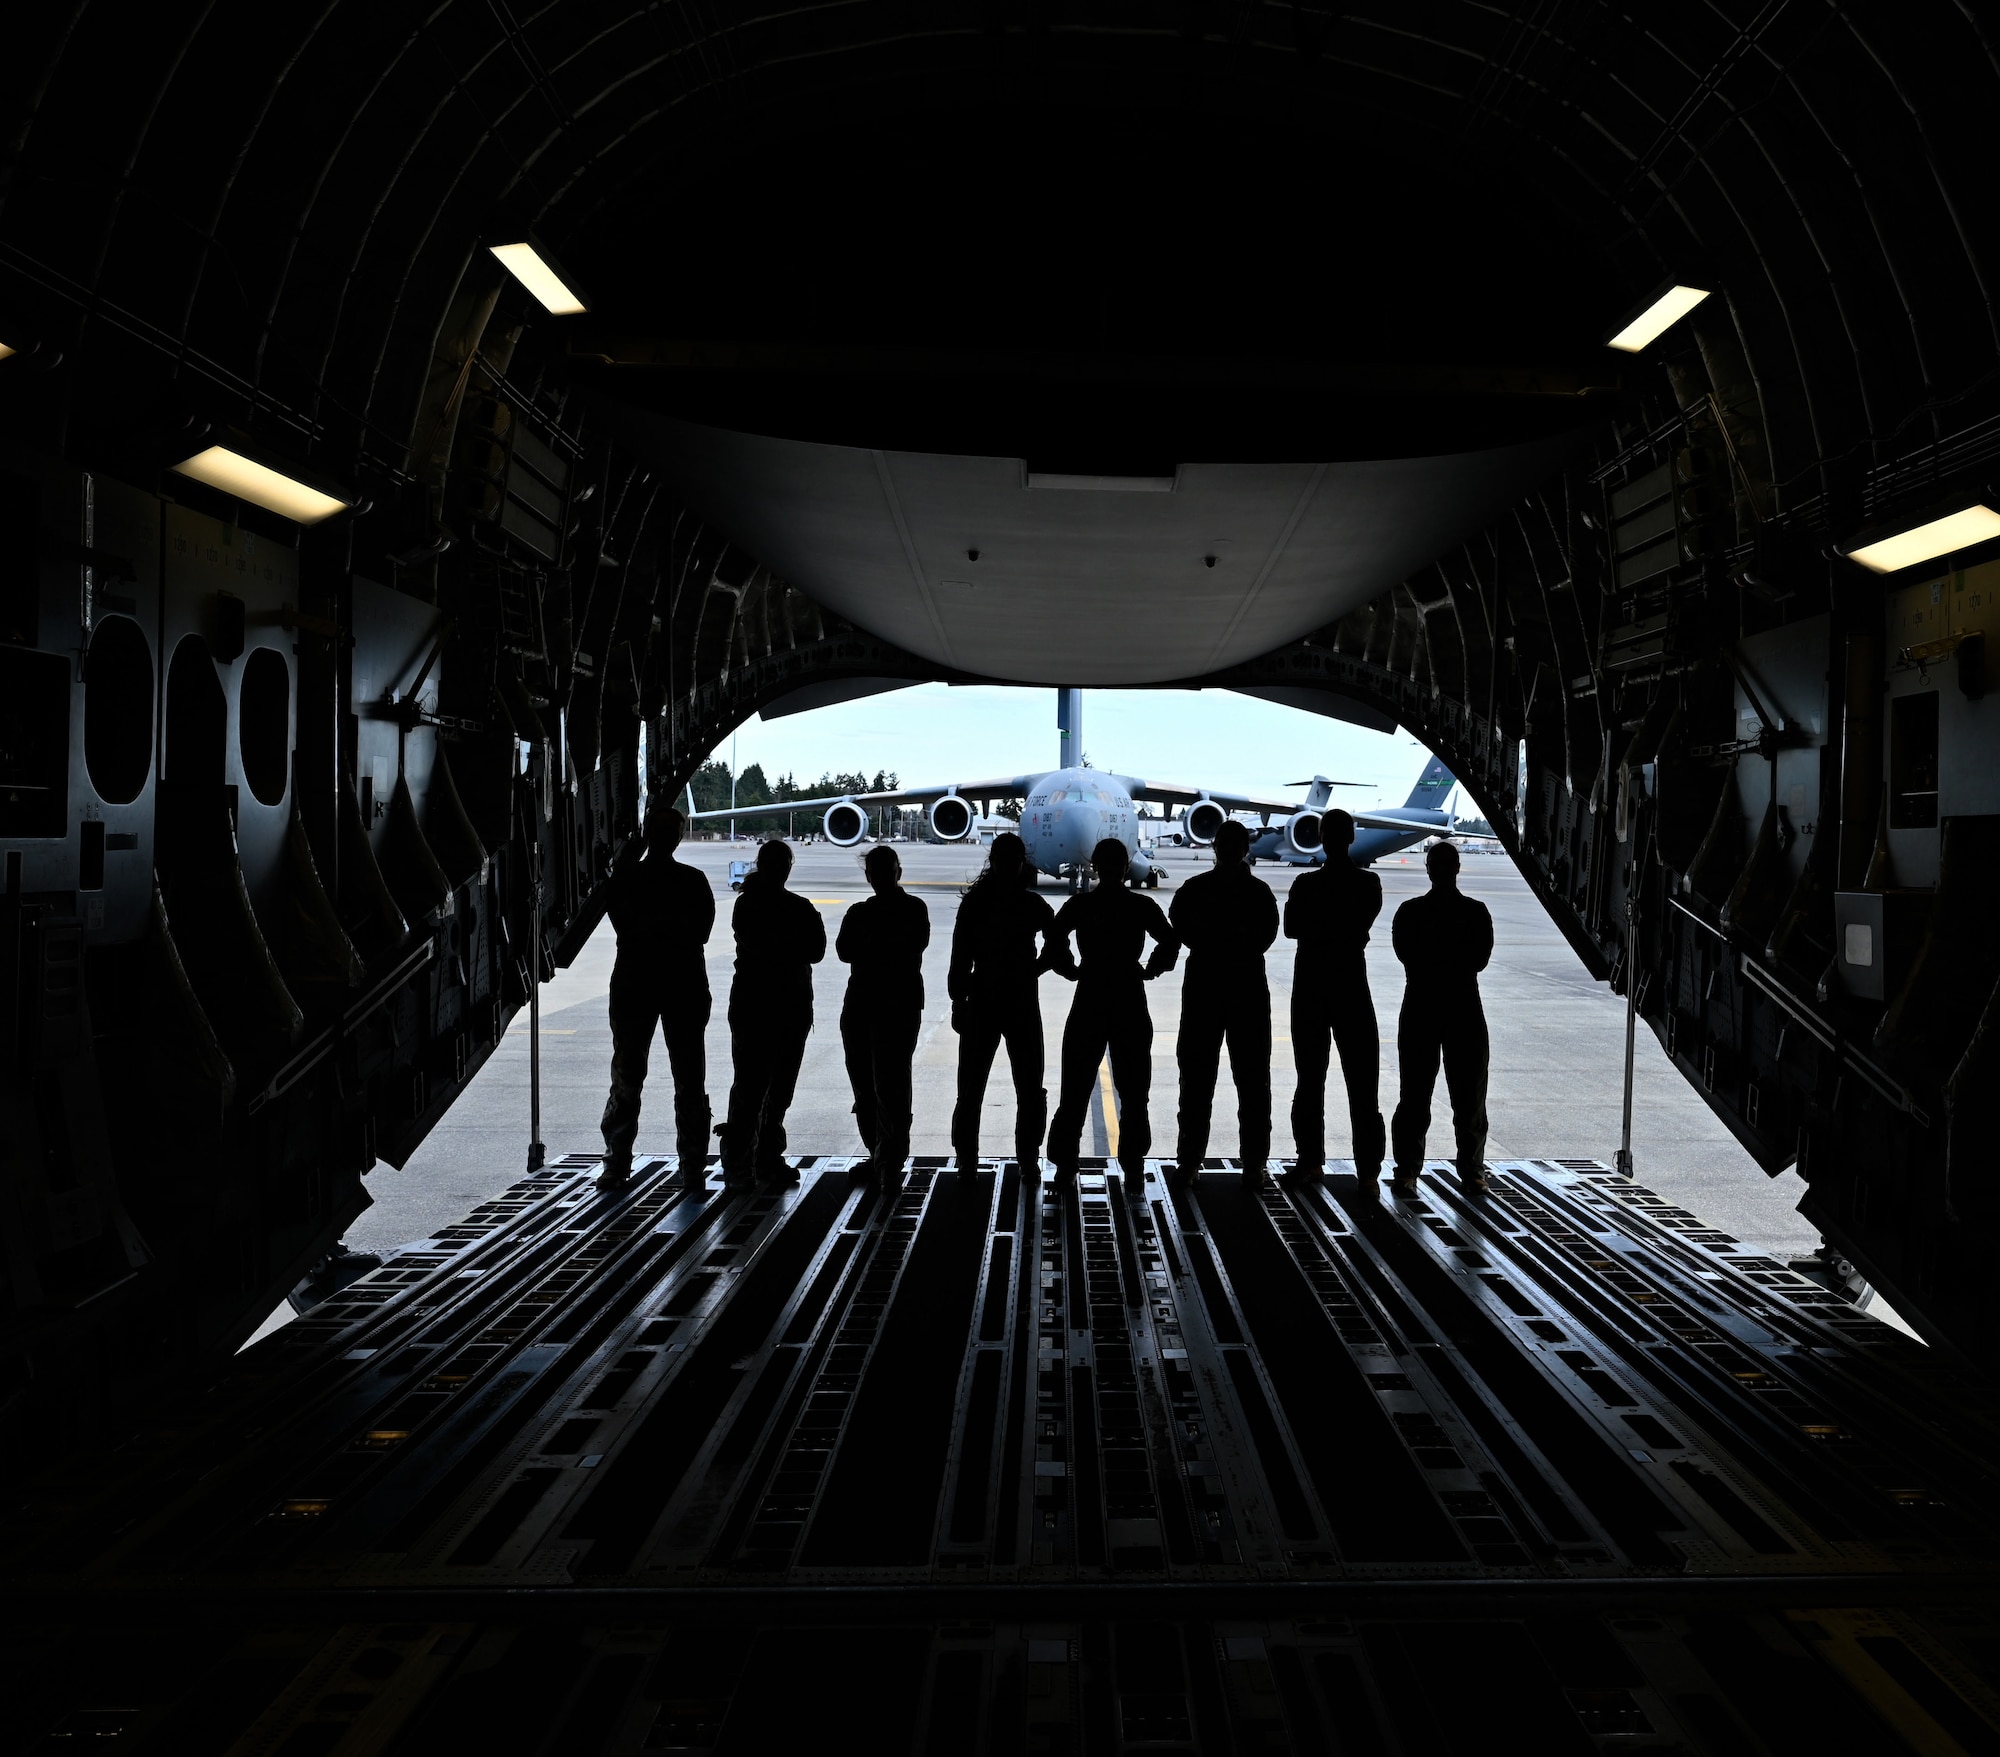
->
<box><xmin>1044</xmin><ymin>838</ymin><xmax>1180</xmax><ymax>1186</ymax></box>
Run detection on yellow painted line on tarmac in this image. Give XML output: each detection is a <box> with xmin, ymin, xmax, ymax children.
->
<box><xmin>1099</xmin><ymin>1058</ymin><xmax>1120</xmax><ymax>1156</ymax></box>
<box><xmin>806</xmin><ymin>899</ymin><xmax>850</xmax><ymax>905</ymax></box>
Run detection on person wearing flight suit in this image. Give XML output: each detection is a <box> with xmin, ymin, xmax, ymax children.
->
<box><xmin>600</xmin><ymin>806</ymin><xmax>716</xmax><ymax>1189</ymax></box>
<box><xmin>949</xmin><ymin>833</ymin><xmax>1063</xmax><ymax>1176</ymax></box>
<box><xmin>837</xmin><ymin>845</ymin><xmax>931</xmax><ymax>1184</ymax></box>
<box><xmin>1169</xmin><ymin>819</ymin><xmax>1279</xmax><ymax>1186</ymax></box>
<box><xmin>1389</xmin><ymin>840</ymin><xmax>1495</xmax><ymax>1193</ymax></box>
<box><xmin>1284</xmin><ymin>809</ymin><xmax>1386</xmax><ymax>1180</ymax></box>
<box><xmin>718</xmin><ymin>838</ymin><xmax>826</xmax><ymax>1186</ymax></box>
<box><xmin>1045</xmin><ymin>838</ymin><xmax>1180</xmax><ymax>1184</ymax></box>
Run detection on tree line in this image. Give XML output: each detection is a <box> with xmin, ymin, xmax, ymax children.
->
<box><xmin>680</xmin><ymin>762</ymin><xmax>902</xmax><ymax>837</ymax></box>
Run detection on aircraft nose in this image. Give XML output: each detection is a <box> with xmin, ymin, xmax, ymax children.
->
<box><xmin>1062</xmin><ymin>805</ymin><xmax>1098</xmax><ymax>864</ymax></box>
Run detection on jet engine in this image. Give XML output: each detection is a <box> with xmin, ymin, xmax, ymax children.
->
<box><xmin>1286</xmin><ymin>810</ymin><xmax>1323</xmax><ymax>857</ymax></box>
<box><xmin>927</xmin><ymin>795</ymin><xmax>974</xmax><ymax>841</ymax></box>
<box><xmin>1182</xmin><ymin>799</ymin><xmax>1226</xmax><ymax>845</ymax></box>
<box><xmin>824</xmin><ymin>801</ymin><xmax>869</xmax><ymax>846</ymax></box>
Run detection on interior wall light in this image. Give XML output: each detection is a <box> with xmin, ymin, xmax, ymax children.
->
<box><xmin>1605</xmin><ymin>283</ymin><xmax>1713</xmax><ymax>353</ymax></box>
<box><xmin>171</xmin><ymin>443</ymin><xmax>359</xmax><ymax>525</ymax></box>
<box><xmin>488</xmin><ymin>238</ymin><xmax>589</xmax><ymax>315</ymax></box>
<box><xmin>1841</xmin><ymin>504</ymin><xmax>2000</xmax><ymax>576</ymax></box>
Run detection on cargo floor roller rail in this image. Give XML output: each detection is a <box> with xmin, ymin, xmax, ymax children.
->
<box><xmin>10</xmin><ymin>1155</ymin><xmax>2000</xmax><ymax>1755</ymax></box>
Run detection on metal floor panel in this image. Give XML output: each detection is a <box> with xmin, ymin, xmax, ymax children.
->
<box><xmin>10</xmin><ymin>1156</ymin><xmax>2000</xmax><ymax>1755</ymax></box>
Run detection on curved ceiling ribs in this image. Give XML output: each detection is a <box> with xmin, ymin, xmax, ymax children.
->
<box><xmin>2</xmin><ymin>2</ymin><xmax>2000</xmax><ymax>1429</ymax></box>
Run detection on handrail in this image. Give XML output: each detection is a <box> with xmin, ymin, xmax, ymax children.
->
<box><xmin>1734</xmin><ymin>952</ymin><xmax>1927</xmax><ymax>1125</ymax></box>
<box><xmin>247</xmin><ymin>937</ymin><xmax>437</xmax><ymax>1115</ymax></box>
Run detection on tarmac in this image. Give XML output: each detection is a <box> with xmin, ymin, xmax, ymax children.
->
<box><xmin>342</xmin><ymin>839</ymin><xmax>1818</xmax><ymax>1263</ymax></box>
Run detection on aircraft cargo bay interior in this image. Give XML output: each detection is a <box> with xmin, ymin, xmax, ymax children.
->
<box><xmin>5</xmin><ymin>6</ymin><xmax>2000</xmax><ymax>1752</ymax></box>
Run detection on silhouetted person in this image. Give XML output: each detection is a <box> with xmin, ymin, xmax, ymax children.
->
<box><xmin>1285</xmin><ymin>809</ymin><xmax>1386</xmax><ymax>1180</ymax></box>
<box><xmin>838</xmin><ymin>845</ymin><xmax>931</xmax><ymax>1184</ymax></box>
<box><xmin>949</xmin><ymin>832</ymin><xmax>1061</xmax><ymax>1176</ymax></box>
<box><xmin>1169</xmin><ymin>820</ymin><xmax>1278</xmax><ymax>1186</ymax></box>
<box><xmin>719</xmin><ymin>839</ymin><xmax>826</xmax><ymax>1186</ymax></box>
<box><xmin>1390</xmin><ymin>841</ymin><xmax>1494</xmax><ymax>1193</ymax></box>
<box><xmin>600</xmin><ymin>806</ymin><xmax>715</xmax><ymax>1189</ymax></box>
<box><xmin>1046</xmin><ymin>838</ymin><xmax>1179</xmax><ymax>1185</ymax></box>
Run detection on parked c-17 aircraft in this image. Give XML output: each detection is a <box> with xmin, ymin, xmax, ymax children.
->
<box><xmin>686</xmin><ymin>690</ymin><xmax>1369</xmax><ymax>888</ymax></box>
<box><xmin>1243</xmin><ymin>753</ymin><xmax>1492</xmax><ymax>867</ymax></box>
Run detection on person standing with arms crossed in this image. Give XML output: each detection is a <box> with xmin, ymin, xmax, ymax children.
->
<box><xmin>1284</xmin><ymin>809</ymin><xmax>1386</xmax><ymax>1181</ymax></box>
<box><xmin>948</xmin><ymin>832</ymin><xmax>1062</xmax><ymax>1178</ymax></box>
<box><xmin>718</xmin><ymin>839</ymin><xmax>826</xmax><ymax>1187</ymax></box>
<box><xmin>836</xmin><ymin>845</ymin><xmax>931</xmax><ymax>1186</ymax></box>
<box><xmin>1390</xmin><ymin>840</ymin><xmax>1494</xmax><ymax>1194</ymax></box>
<box><xmin>599</xmin><ymin>806</ymin><xmax>715</xmax><ymax>1190</ymax></box>
<box><xmin>1045</xmin><ymin>839</ymin><xmax>1179</xmax><ymax>1186</ymax></box>
<box><xmin>1168</xmin><ymin>819</ymin><xmax>1279</xmax><ymax>1187</ymax></box>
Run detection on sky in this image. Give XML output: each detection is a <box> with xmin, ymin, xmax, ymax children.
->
<box><xmin>699</xmin><ymin>683</ymin><xmax>1444</xmax><ymax>813</ymax></box>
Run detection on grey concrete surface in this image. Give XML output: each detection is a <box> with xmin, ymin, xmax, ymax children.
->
<box><xmin>340</xmin><ymin>840</ymin><xmax>1821</xmax><ymax>1263</ymax></box>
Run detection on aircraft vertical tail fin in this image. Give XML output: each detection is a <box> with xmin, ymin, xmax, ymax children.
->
<box><xmin>1057</xmin><ymin>688</ymin><xmax>1083</xmax><ymax>772</ymax></box>
<box><xmin>1405</xmin><ymin>753</ymin><xmax>1455</xmax><ymax>810</ymax></box>
<box><xmin>1304</xmin><ymin>775</ymin><xmax>1335</xmax><ymax>810</ymax></box>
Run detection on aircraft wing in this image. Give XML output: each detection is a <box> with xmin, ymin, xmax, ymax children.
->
<box><xmin>683</xmin><ymin>775</ymin><xmax>1039</xmax><ymax>822</ymax></box>
<box><xmin>1127</xmin><ymin>777</ymin><xmax>1370</xmax><ymax>817</ymax></box>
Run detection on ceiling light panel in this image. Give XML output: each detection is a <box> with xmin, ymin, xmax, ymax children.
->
<box><xmin>1846</xmin><ymin>505</ymin><xmax>2000</xmax><ymax>575</ymax></box>
<box><xmin>172</xmin><ymin>446</ymin><xmax>353</xmax><ymax>524</ymax></box>
<box><xmin>1606</xmin><ymin>285</ymin><xmax>1712</xmax><ymax>352</ymax></box>
<box><xmin>489</xmin><ymin>242</ymin><xmax>588</xmax><ymax>315</ymax></box>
